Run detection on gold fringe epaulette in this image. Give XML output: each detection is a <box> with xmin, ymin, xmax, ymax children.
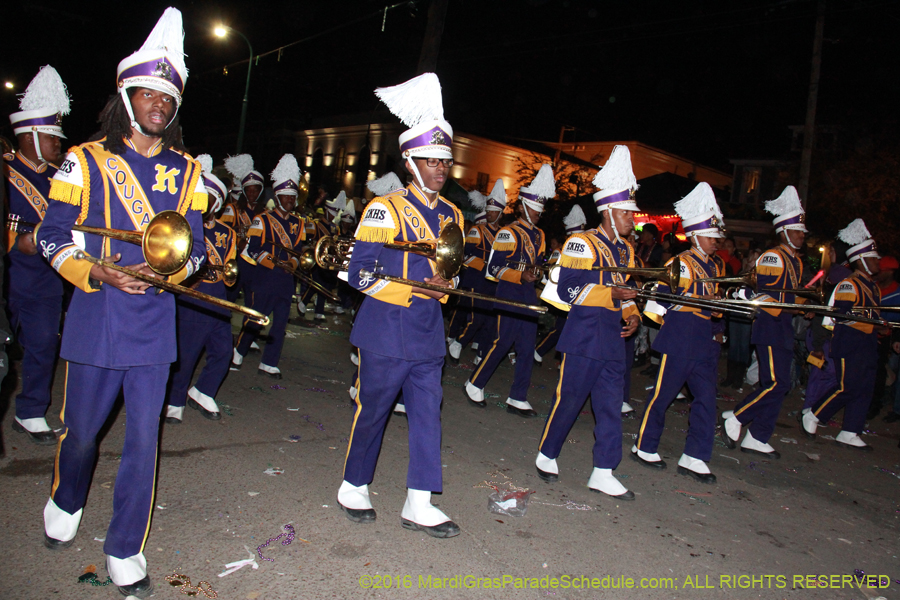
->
<box><xmin>558</xmin><ymin>254</ymin><xmax>595</xmax><ymax>270</ymax></box>
<box><xmin>192</xmin><ymin>191</ymin><xmax>209</xmax><ymax>212</ymax></box>
<box><xmin>355</xmin><ymin>225</ymin><xmax>397</xmax><ymax>244</ymax></box>
<box><xmin>49</xmin><ymin>180</ymin><xmax>83</xmax><ymax>206</ymax></box>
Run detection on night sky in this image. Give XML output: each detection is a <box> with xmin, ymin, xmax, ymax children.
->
<box><xmin>3</xmin><ymin>0</ymin><xmax>898</xmax><ymax>173</ymax></box>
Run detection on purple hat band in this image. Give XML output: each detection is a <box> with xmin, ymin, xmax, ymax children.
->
<box><xmin>11</xmin><ymin>114</ymin><xmax>60</xmax><ymax>129</ymax></box>
<box><xmin>847</xmin><ymin>241</ymin><xmax>876</xmax><ymax>260</ymax></box>
<box><xmin>242</xmin><ymin>173</ymin><xmax>264</xmax><ymax>186</ymax></box>
<box><xmin>274</xmin><ymin>180</ymin><xmax>298</xmax><ymax>193</ymax></box>
<box><xmin>118</xmin><ymin>58</ymin><xmax>184</xmax><ymax>93</ymax></box>
<box><xmin>776</xmin><ymin>214</ymin><xmax>805</xmax><ymax>228</ymax></box>
<box><xmin>519</xmin><ymin>190</ymin><xmax>544</xmax><ymax>202</ymax></box>
<box><xmin>684</xmin><ymin>217</ymin><xmax>718</xmax><ymax>234</ymax></box>
<box><xmin>400</xmin><ymin>126</ymin><xmax>452</xmax><ymax>154</ymax></box>
<box><xmin>487</xmin><ymin>199</ymin><xmax>504</xmax><ymax>210</ymax></box>
<box><xmin>566</xmin><ymin>225</ymin><xmax>583</xmax><ymax>233</ymax></box>
<box><xmin>594</xmin><ymin>189</ymin><xmax>630</xmax><ymax>207</ymax></box>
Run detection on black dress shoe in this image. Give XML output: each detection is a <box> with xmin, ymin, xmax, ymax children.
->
<box><xmin>630</xmin><ymin>451</ymin><xmax>667</xmax><ymax>470</ymax></box>
<box><xmin>677</xmin><ymin>466</ymin><xmax>717</xmax><ymax>484</ymax></box>
<box><xmin>639</xmin><ymin>364</ymin><xmax>659</xmax><ymax>377</ymax></box>
<box><xmin>835</xmin><ymin>440</ymin><xmax>874</xmax><ymax>452</ymax></box>
<box><xmin>43</xmin><ymin>532</ymin><xmax>74</xmax><ymax>551</ymax></box>
<box><xmin>463</xmin><ymin>388</ymin><xmax>486</xmax><ymax>409</ymax></box>
<box><xmin>258</xmin><ymin>369</ymin><xmax>282</xmax><ymax>380</ymax></box>
<box><xmin>229</xmin><ymin>361</ymin><xmax>242</xmax><ymax>372</ymax></box>
<box><xmin>392</xmin><ymin>409</ymin><xmax>408</xmax><ymax>418</ymax></box>
<box><xmin>589</xmin><ymin>488</ymin><xmax>635</xmax><ymax>501</ymax></box>
<box><xmin>164</xmin><ymin>417</ymin><xmax>182</xmax><ymax>425</ymax></box>
<box><xmin>12</xmin><ymin>421</ymin><xmax>57</xmax><ymax>446</ymax></box>
<box><xmin>796</xmin><ymin>411</ymin><xmax>816</xmax><ymax>440</ymax></box>
<box><xmin>718</xmin><ymin>415</ymin><xmax>736</xmax><ymax>449</ymax></box>
<box><xmin>400</xmin><ymin>518</ymin><xmax>460</xmax><ymax>538</ymax></box>
<box><xmin>536</xmin><ymin>466</ymin><xmax>558</xmax><ymax>482</ymax></box>
<box><xmin>739</xmin><ymin>447</ymin><xmax>781</xmax><ymax>459</ymax></box>
<box><xmin>339</xmin><ymin>502</ymin><xmax>376</xmax><ymax>524</ymax></box>
<box><xmin>506</xmin><ymin>405</ymin><xmax>537</xmax><ymax>418</ymax></box>
<box><xmin>117</xmin><ymin>575</ymin><xmax>153</xmax><ymax>599</ymax></box>
<box><xmin>188</xmin><ymin>399</ymin><xmax>221</xmax><ymax>421</ymax></box>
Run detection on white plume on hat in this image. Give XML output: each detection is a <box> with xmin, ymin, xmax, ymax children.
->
<box><xmin>137</xmin><ymin>7</ymin><xmax>187</xmax><ymax>80</ymax></box>
<box><xmin>196</xmin><ymin>153</ymin><xmax>213</xmax><ymax>174</ymax></box>
<box><xmin>674</xmin><ymin>182</ymin><xmax>722</xmax><ymax>222</ymax></box>
<box><xmin>837</xmin><ymin>218</ymin><xmax>872</xmax><ymax>246</ymax></box>
<box><xmin>270</xmin><ymin>154</ymin><xmax>300</xmax><ymax>184</ymax></box>
<box><xmin>375</xmin><ymin>73</ymin><xmax>443</xmax><ymax>128</ymax></box>
<box><xmin>487</xmin><ymin>179</ymin><xmax>506</xmax><ymax>209</ymax></box>
<box><xmin>764</xmin><ymin>186</ymin><xmax>802</xmax><ymax>218</ymax></box>
<box><xmin>18</xmin><ymin>66</ymin><xmax>71</xmax><ymax>115</ymax></box>
<box><xmin>327</xmin><ymin>190</ymin><xmax>347</xmax><ymax>211</ymax></box>
<box><xmin>564</xmin><ymin>205</ymin><xmax>587</xmax><ymax>230</ymax></box>
<box><xmin>367</xmin><ymin>172</ymin><xmax>404</xmax><ymax>196</ymax></box>
<box><xmin>521</xmin><ymin>164</ymin><xmax>556</xmax><ymax>200</ymax></box>
<box><xmin>224</xmin><ymin>154</ymin><xmax>254</xmax><ymax>182</ymax></box>
<box><xmin>341</xmin><ymin>198</ymin><xmax>357</xmax><ymax>222</ymax></box>
<box><xmin>468</xmin><ymin>190</ymin><xmax>487</xmax><ymax>211</ymax></box>
<box><xmin>592</xmin><ymin>145</ymin><xmax>638</xmax><ymax>192</ymax></box>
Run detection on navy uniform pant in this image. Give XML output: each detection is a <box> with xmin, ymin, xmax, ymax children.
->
<box><xmin>539</xmin><ymin>353</ymin><xmax>625</xmax><ymax>469</ymax></box>
<box><xmin>536</xmin><ymin>315</ymin><xmax>566</xmax><ymax>358</ymax></box>
<box><xmin>8</xmin><ymin>294</ymin><xmax>61</xmax><ymax>420</ymax></box>
<box><xmin>167</xmin><ymin>309</ymin><xmax>233</xmax><ymax>407</ymax></box>
<box><xmin>733</xmin><ymin>344</ymin><xmax>792</xmax><ymax>443</ymax></box>
<box><xmin>344</xmin><ymin>351</ymin><xmax>444</xmax><ymax>491</ymax></box>
<box><xmin>51</xmin><ymin>361</ymin><xmax>168</xmax><ymax>559</ymax></box>
<box><xmin>447</xmin><ymin>295</ymin><xmax>474</xmax><ymax>340</ymax></box>
<box><xmin>811</xmin><ymin>353</ymin><xmax>877</xmax><ymax>434</ymax></box>
<box><xmin>623</xmin><ymin>334</ymin><xmax>635</xmax><ymax>404</ymax></box>
<box><xmin>236</xmin><ymin>291</ymin><xmax>290</xmax><ymax>366</ymax></box>
<box><xmin>636</xmin><ymin>351</ymin><xmax>718</xmax><ymax>461</ymax></box>
<box><xmin>301</xmin><ymin>268</ymin><xmax>337</xmax><ymax>315</ymax></box>
<box><xmin>456</xmin><ymin>308</ymin><xmax>493</xmax><ymax>355</ymax></box>
<box><xmin>470</xmin><ymin>313</ymin><xmax>537</xmax><ymax>401</ymax></box>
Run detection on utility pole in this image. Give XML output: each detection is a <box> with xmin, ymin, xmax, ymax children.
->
<box><xmin>799</xmin><ymin>0</ymin><xmax>826</xmax><ymax>208</ymax></box>
<box><xmin>553</xmin><ymin>126</ymin><xmax>575</xmax><ymax>168</ymax></box>
<box><xmin>416</xmin><ymin>0</ymin><xmax>449</xmax><ymax>74</ymax></box>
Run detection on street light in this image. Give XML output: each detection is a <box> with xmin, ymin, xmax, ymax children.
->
<box><xmin>4</xmin><ymin>82</ymin><xmax>13</xmax><ymax>89</ymax></box>
<box><xmin>214</xmin><ymin>24</ymin><xmax>253</xmax><ymax>153</ymax></box>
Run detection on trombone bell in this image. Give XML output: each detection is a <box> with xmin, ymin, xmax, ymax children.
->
<box><xmin>141</xmin><ymin>211</ymin><xmax>194</xmax><ymax>275</ymax></box>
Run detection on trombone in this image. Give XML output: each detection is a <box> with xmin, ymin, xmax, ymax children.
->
<box><xmin>608</xmin><ymin>281</ymin><xmax>757</xmax><ymax>317</ymax></box>
<box><xmin>315</xmin><ymin>223</ymin><xmax>547</xmax><ymax>313</ymax></box>
<box><xmin>201</xmin><ymin>258</ymin><xmax>239</xmax><ymax>286</ymax></box>
<box><xmin>696</xmin><ymin>269</ymin><xmax>825</xmax><ymax>304</ymax></box>
<box><xmin>9</xmin><ymin>210</ymin><xmax>193</xmax><ymax>275</ymax></box>
<box><xmin>272</xmin><ymin>256</ymin><xmax>340</xmax><ymax>303</ymax></box>
<box><xmin>720</xmin><ymin>293</ymin><xmax>900</xmax><ymax>329</ymax></box>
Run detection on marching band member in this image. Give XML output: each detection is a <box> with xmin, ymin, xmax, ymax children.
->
<box><xmin>464</xmin><ymin>165</ymin><xmax>553</xmax><ymax>417</ymax></box>
<box><xmin>448</xmin><ymin>179</ymin><xmax>506</xmax><ymax>364</ymax></box>
<box><xmin>36</xmin><ymin>9</ymin><xmax>207</xmax><ymax>596</ymax></box>
<box><xmin>722</xmin><ymin>186</ymin><xmax>807</xmax><ymax>459</ymax></box>
<box><xmin>232</xmin><ymin>154</ymin><xmax>307</xmax><ymax>379</ymax></box>
<box><xmin>634</xmin><ymin>182</ymin><xmax>726</xmax><ymax>483</ymax></box>
<box><xmin>222</xmin><ymin>153</ymin><xmax>262</xmax><ymax>304</ymax></box>
<box><xmin>535</xmin><ymin>145</ymin><xmax>640</xmax><ymax>499</ymax></box>
<box><xmin>338</xmin><ymin>73</ymin><xmax>463</xmax><ymax>538</ymax></box>
<box><xmin>165</xmin><ymin>155</ymin><xmax>236</xmax><ymax>423</ymax></box>
<box><xmin>298</xmin><ymin>191</ymin><xmax>344</xmax><ymax>319</ymax></box>
<box><xmin>534</xmin><ymin>204</ymin><xmax>586</xmax><ymax>365</ymax></box>
<box><xmin>4</xmin><ymin>66</ymin><xmax>70</xmax><ymax>445</ymax></box>
<box><xmin>802</xmin><ymin>219</ymin><xmax>882</xmax><ymax>451</ymax></box>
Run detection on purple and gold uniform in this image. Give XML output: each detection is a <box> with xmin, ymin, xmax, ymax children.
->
<box><xmin>299</xmin><ymin>214</ymin><xmax>338</xmax><ymax>315</ymax></box>
<box><xmin>539</xmin><ymin>227</ymin><xmax>640</xmax><ymax>468</ymax></box>
<box><xmin>731</xmin><ymin>244</ymin><xmax>804</xmax><ymax>443</ymax></box>
<box><xmin>344</xmin><ymin>183</ymin><xmax>463</xmax><ymax>492</ymax></box>
<box><xmin>234</xmin><ymin>207</ymin><xmax>307</xmax><ymax>368</ymax></box>
<box><xmin>37</xmin><ymin>137</ymin><xmax>207</xmax><ymax>570</ymax></box>
<box><xmin>636</xmin><ymin>249</ymin><xmax>723</xmax><ymax>462</ymax></box>
<box><xmin>4</xmin><ymin>151</ymin><xmax>64</xmax><ymax>425</ymax></box>
<box><xmin>167</xmin><ymin>218</ymin><xmax>237</xmax><ymax>414</ymax></box>
<box><xmin>535</xmin><ymin>250</ymin><xmax>565</xmax><ymax>359</ymax></box>
<box><xmin>809</xmin><ymin>271</ymin><xmax>881</xmax><ymax>434</ymax></box>
<box><xmin>452</xmin><ymin>219</ymin><xmax>500</xmax><ymax>351</ymax></box>
<box><xmin>467</xmin><ymin>218</ymin><xmax>545</xmax><ymax>404</ymax></box>
<box><xmin>220</xmin><ymin>200</ymin><xmax>254</xmax><ymax>302</ymax></box>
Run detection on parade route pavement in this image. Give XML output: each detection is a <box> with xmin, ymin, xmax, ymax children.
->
<box><xmin>1</xmin><ymin>310</ymin><xmax>898</xmax><ymax>599</ymax></box>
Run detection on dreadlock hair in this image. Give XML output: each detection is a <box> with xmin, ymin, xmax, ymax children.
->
<box><xmin>93</xmin><ymin>89</ymin><xmax>185</xmax><ymax>155</ymax></box>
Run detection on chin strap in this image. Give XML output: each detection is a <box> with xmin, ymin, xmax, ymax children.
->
<box><xmin>523</xmin><ymin>207</ymin><xmax>535</xmax><ymax>226</ymax></box>
<box><xmin>691</xmin><ymin>235</ymin><xmax>707</xmax><ymax>257</ymax></box>
<box><xmin>119</xmin><ymin>87</ymin><xmax>180</xmax><ymax>139</ymax></box>
<box><xmin>781</xmin><ymin>229</ymin><xmax>801</xmax><ymax>251</ymax></box>
<box><xmin>604</xmin><ymin>209</ymin><xmax>622</xmax><ymax>243</ymax></box>
<box><xmin>30</xmin><ymin>131</ymin><xmax>46</xmax><ymax>165</ymax></box>
<box><xmin>406</xmin><ymin>157</ymin><xmax>439</xmax><ymax>194</ymax></box>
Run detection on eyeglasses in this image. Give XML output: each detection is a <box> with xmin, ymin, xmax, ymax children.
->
<box><xmin>420</xmin><ymin>158</ymin><xmax>454</xmax><ymax>168</ymax></box>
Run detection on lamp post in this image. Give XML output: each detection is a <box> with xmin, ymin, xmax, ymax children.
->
<box><xmin>214</xmin><ymin>25</ymin><xmax>253</xmax><ymax>153</ymax></box>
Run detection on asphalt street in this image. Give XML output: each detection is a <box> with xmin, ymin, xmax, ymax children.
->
<box><xmin>1</xmin><ymin>307</ymin><xmax>899</xmax><ymax>600</ymax></box>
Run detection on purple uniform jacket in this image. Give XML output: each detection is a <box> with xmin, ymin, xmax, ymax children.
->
<box><xmin>485</xmin><ymin>218</ymin><xmax>546</xmax><ymax>316</ymax></box>
<box><xmin>241</xmin><ymin>208</ymin><xmax>307</xmax><ymax>297</ymax></box>
<box><xmin>4</xmin><ymin>151</ymin><xmax>64</xmax><ymax>298</ymax></box>
<box><xmin>348</xmin><ymin>184</ymin><xmax>463</xmax><ymax>360</ymax></box>
<box><xmin>36</xmin><ymin>138</ymin><xmax>207</xmax><ymax>368</ymax></box>
<box><xmin>179</xmin><ymin>218</ymin><xmax>237</xmax><ymax>318</ymax></box>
